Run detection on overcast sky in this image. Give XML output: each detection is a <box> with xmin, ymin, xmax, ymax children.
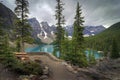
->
<box><xmin>2</xmin><ymin>0</ymin><xmax>120</xmax><ymax>28</ymax></box>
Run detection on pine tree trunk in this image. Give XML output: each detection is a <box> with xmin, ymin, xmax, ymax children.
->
<box><xmin>21</xmin><ymin>0</ymin><xmax>24</xmax><ymax>52</ymax></box>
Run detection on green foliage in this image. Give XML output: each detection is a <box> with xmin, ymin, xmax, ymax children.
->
<box><xmin>0</xmin><ymin>18</ymin><xmax>5</xmax><ymax>53</ymax></box>
<box><xmin>14</xmin><ymin>0</ymin><xmax>33</xmax><ymax>52</ymax></box>
<box><xmin>0</xmin><ymin>19</ymin><xmax>43</xmax><ymax>75</ymax></box>
<box><xmin>88</xmin><ymin>51</ymin><xmax>96</xmax><ymax>65</ymax></box>
<box><xmin>16</xmin><ymin>38</ymin><xmax>21</xmax><ymax>52</ymax></box>
<box><xmin>52</xmin><ymin>49</ymin><xmax>58</xmax><ymax>57</ymax></box>
<box><xmin>54</xmin><ymin>0</ymin><xmax>65</xmax><ymax>57</ymax></box>
<box><xmin>72</xmin><ymin>2</ymin><xmax>84</xmax><ymax>52</ymax></box>
<box><xmin>110</xmin><ymin>39</ymin><xmax>120</xmax><ymax>59</ymax></box>
<box><xmin>53</xmin><ymin>2</ymin><xmax>88</xmax><ymax>67</ymax></box>
<box><xmin>61</xmin><ymin>33</ymin><xmax>69</xmax><ymax>59</ymax></box>
<box><xmin>14</xmin><ymin>61</ymin><xmax>43</xmax><ymax>75</ymax></box>
<box><xmin>0</xmin><ymin>23</ymin><xmax>18</xmax><ymax>68</ymax></box>
<box><xmin>65</xmin><ymin>52</ymin><xmax>88</xmax><ymax>67</ymax></box>
<box><xmin>0</xmin><ymin>42</ymin><xmax>43</xmax><ymax>76</ymax></box>
<box><xmin>0</xmin><ymin>53</ymin><xmax>18</xmax><ymax>69</ymax></box>
<box><xmin>0</xmin><ymin>53</ymin><xmax>43</xmax><ymax>75</ymax></box>
<box><xmin>70</xmin><ymin>2</ymin><xmax>88</xmax><ymax>67</ymax></box>
<box><xmin>85</xmin><ymin>22</ymin><xmax>120</xmax><ymax>57</ymax></box>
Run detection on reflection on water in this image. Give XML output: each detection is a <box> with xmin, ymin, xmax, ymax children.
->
<box><xmin>25</xmin><ymin>45</ymin><xmax>103</xmax><ymax>59</ymax></box>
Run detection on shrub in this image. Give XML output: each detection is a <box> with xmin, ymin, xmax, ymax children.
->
<box><xmin>14</xmin><ymin>61</ymin><xmax>43</xmax><ymax>75</ymax></box>
<box><xmin>0</xmin><ymin>53</ymin><xmax>43</xmax><ymax>75</ymax></box>
<box><xmin>65</xmin><ymin>52</ymin><xmax>88</xmax><ymax>67</ymax></box>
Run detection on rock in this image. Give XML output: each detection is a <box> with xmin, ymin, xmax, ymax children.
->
<box><xmin>40</xmin><ymin>75</ymin><xmax>48</xmax><ymax>80</ymax></box>
<box><xmin>43</xmin><ymin>66</ymin><xmax>49</xmax><ymax>75</ymax></box>
<box><xmin>77</xmin><ymin>70</ymin><xmax>110</xmax><ymax>80</ymax></box>
<box><xmin>19</xmin><ymin>75</ymin><xmax>29</xmax><ymax>80</ymax></box>
<box><xmin>34</xmin><ymin>59</ymin><xmax>43</xmax><ymax>64</ymax></box>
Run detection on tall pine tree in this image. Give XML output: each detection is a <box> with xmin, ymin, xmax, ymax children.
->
<box><xmin>110</xmin><ymin>39</ymin><xmax>120</xmax><ymax>59</ymax></box>
<box><xmin>54</xmin><ymin>0</ymin><xmax>65</xmax><ymax>57</ymax></box>
<box><xmin>14</xmin><ymin>0</ymin><xmax>32</xmax><ymax>52</ymax></box>
<box><xmin>61</xmin><ymin>32</ymin><xmax>69</xmax><ymax>59</ymax></box>
<box><xmin>72</xmin><ymin>2</ymin><xmax>88</xmax><ymax>67</ymax></box>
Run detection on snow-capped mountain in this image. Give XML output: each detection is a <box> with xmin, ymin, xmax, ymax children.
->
<box><xmin>83</xmin><ymin>25</ymin><xmax>106</xmax><ymax>36</ymax></box>
<box><xmin>28</xmin><ymin>18</ymin><xmax>56</xmax><ymax>44</ymax></box>
<box><xmin>65</xmin><ymin>25</ymin><xmax>106</xmax><ymax>37</ymax></box>
<box><xmin>28</xmin><ymin>18</ymin><xmax>41</xmax><ymax>39</ymax></box>
<box><xmin>28</xmin><ymin>18</ymin><xmax>106</xmax><ymax>43</ymax></box>
<box><xmin>64</xmin><ymin>25</ymin><xmax>73</xmax><ymax>37</ymax></box>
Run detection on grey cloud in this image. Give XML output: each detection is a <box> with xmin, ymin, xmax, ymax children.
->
<box><xmin>3</xmin><ymin>0</ymin><xmax>120</xmax><ymax>28</ymax></box>
<box><xmin>2</xmin><ymin>0</ymin><xmax>15</xmax><ymax>10</ymax></box>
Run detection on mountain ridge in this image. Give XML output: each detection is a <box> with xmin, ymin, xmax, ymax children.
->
<box><xmin>85</xmin><ymin>22</ymin><xmax>120</xmax><ymax>51</ymax></box>
<box><xmin>0</xmin><ymin>3</ymin><xmax>17</xmax><ymax>39</ymax></box>
<box><xmin>28</xmin><ymin>18</ymin><xmax>106</xmax><ymax>43</ymax></box>
<box><xmin>0</xmin><ymin>3</ymin><xmax>106</xmax><ymax>44</ymax></box>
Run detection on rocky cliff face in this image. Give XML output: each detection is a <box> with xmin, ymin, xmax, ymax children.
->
<box><xmin>0</xmin><ymin>3</ymin><xmax>16</xmax><ymax>29</ymax></box>
<box><xmin>83</xmin><ymin>25</ymin><xmax>106</xmax><ymax>36</ymax></box>
<box><xmin>28</xmin><ymin>18</ymin><xmax>41</xmax><ymax>39</ymax></box>
<box><xmin>0</xmin><ymin>3</ymin><xmax>17</xmax><ymax>39</ymax></box>
<box><xmin>28</xmin><ymin>18</ymin><xmax>56</xmax><ymax>44</ymax></box>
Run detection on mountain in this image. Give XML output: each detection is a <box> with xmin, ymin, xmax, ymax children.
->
<box><xmin>28</xmin><ymin>18</ymin><xmax>106</xmax><ymax>43</ymax></box>
<box><xmin>83</xmin><ymin>25</ymin><xmax>106</xmax><ymax>36</ymax></box>
<box><xmin>85</xmin><ymin>22</ymin><xmax>120</xmax><ymax>51</ymax></box>
<box><xmin>28</xmin><ymin>18</ymin><xmax>56</xmax><ymax>44</ymax></box>
<box><xmin>0</xmin><ymin>3</ymin><xmax>16</xmax><ymax>28</ymax></box>
<box><xmin>0</xmin><ymin>3</ymin><xmax>17</xmax><ymax>39</ymax></box>
<box><xmin>38</xmin><ymin>21</ymin><xmax>56</xmax><ymax>43</ymax></box>
<box><xmin>64</xmin><ymin>25</ymin><xmax>73</xmax><ymax>36</ymax></box>
<box><xmin>28</xmin><ymin>18</ymin><xmax>41</xmax><ymax>39</ymax></box>
<box><xmin>64</xmin><ymin>25</ymin><xmax>106</xmax><ymax>37</ymax></box>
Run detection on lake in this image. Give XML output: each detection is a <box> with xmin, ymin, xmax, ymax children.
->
<box><xmin>25</xmin><ymin>45</ymin><xmax>103</xmax><ymax>59</ymax></box>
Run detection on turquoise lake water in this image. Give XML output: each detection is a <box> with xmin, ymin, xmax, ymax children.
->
<box><xmin>25</xmin><ymin>45</ymin><xmax>103</xmax><ymax>59</ymax></box>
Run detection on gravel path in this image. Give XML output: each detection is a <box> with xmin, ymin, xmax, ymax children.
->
<box><xmin>28</xmin><ymin>53</ymin><xmax>78</xmax><ymax>80</ymax></box>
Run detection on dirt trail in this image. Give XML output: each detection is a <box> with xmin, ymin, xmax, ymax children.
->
<box><xmin>28</xmin><ymin>53</ymin><xmax>78</xmax><ymax>80</ymax></box>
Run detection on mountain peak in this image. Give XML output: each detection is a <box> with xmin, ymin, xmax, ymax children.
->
<box><xmin>28</xmin><ymin>18</ymin><xmax>106</xmax><ymax>43</ymax></box>
<box><xmin>41</xmin><ymin>21</ymin><xmax>49</xmax><ymax>26</ymax></box>
<box><xmin>28</xmin><ymin>17</ymin><xmax>38</xmax><ymax>22</ymax></box>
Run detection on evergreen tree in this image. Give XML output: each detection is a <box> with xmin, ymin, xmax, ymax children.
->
<box><xmin>16</xmin><ymin>38</ymin><xmax>21</xmax><ymax>52</ymax></box>
<box><xmin>88</xmin><ymin>51</ymin><xmax>96</xmax><ymax>65</ymax></box>
<box><xmin>110</xmin><ymin>39</ymin><xmax>120</xmax><ymax>59</ymax></box>
<box><xmin>0</xmin><ymin>18</ymin><xmax>5</xmax><ymax>54</ymax></box>
<box><xmin>72</xmin><ymin>2</ymin><xmax>88</xmax><ymax>67</ymax></box>
<box><xmin>14</xmin><ymin>0</ymin><xmax>33</xmax><ymax>52</ymax></box>
<box><xmin>61</xmin><ymin>32</ymin><xmax>69</xmax><ymax>59</ymax></box>
<box><xmin>54</xmin><ymin>0</ymin><xmax>65</xmax><ymax>57</ymax></box>
<box><xmin>0</xmin><ymin>18</ymin><xmax>11</xmax><ymax>54</ymax></box>
<box><xmin>73</xmin><ymin>2</ymin><xmax>84</xmax><ymax>52</ymax></box>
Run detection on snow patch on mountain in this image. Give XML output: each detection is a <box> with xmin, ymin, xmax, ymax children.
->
<box><xmin>39</xmin><ymin>23</ymin><xmax>48</xmax><ymax>39</ymax></box>
<box><xmin>43</xmin><ymin>29</ymin><xmax>48</xmax><ymax>39</ymax></box>
<box><xmin>51</xmin><ymin>31</ymin><xmax>54</xmax><ymax>35</ymax></box>
<box><xmin>28</xmin><ymin>18</ymin><xmax>106</xmax><ymax>43</ymax></box>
